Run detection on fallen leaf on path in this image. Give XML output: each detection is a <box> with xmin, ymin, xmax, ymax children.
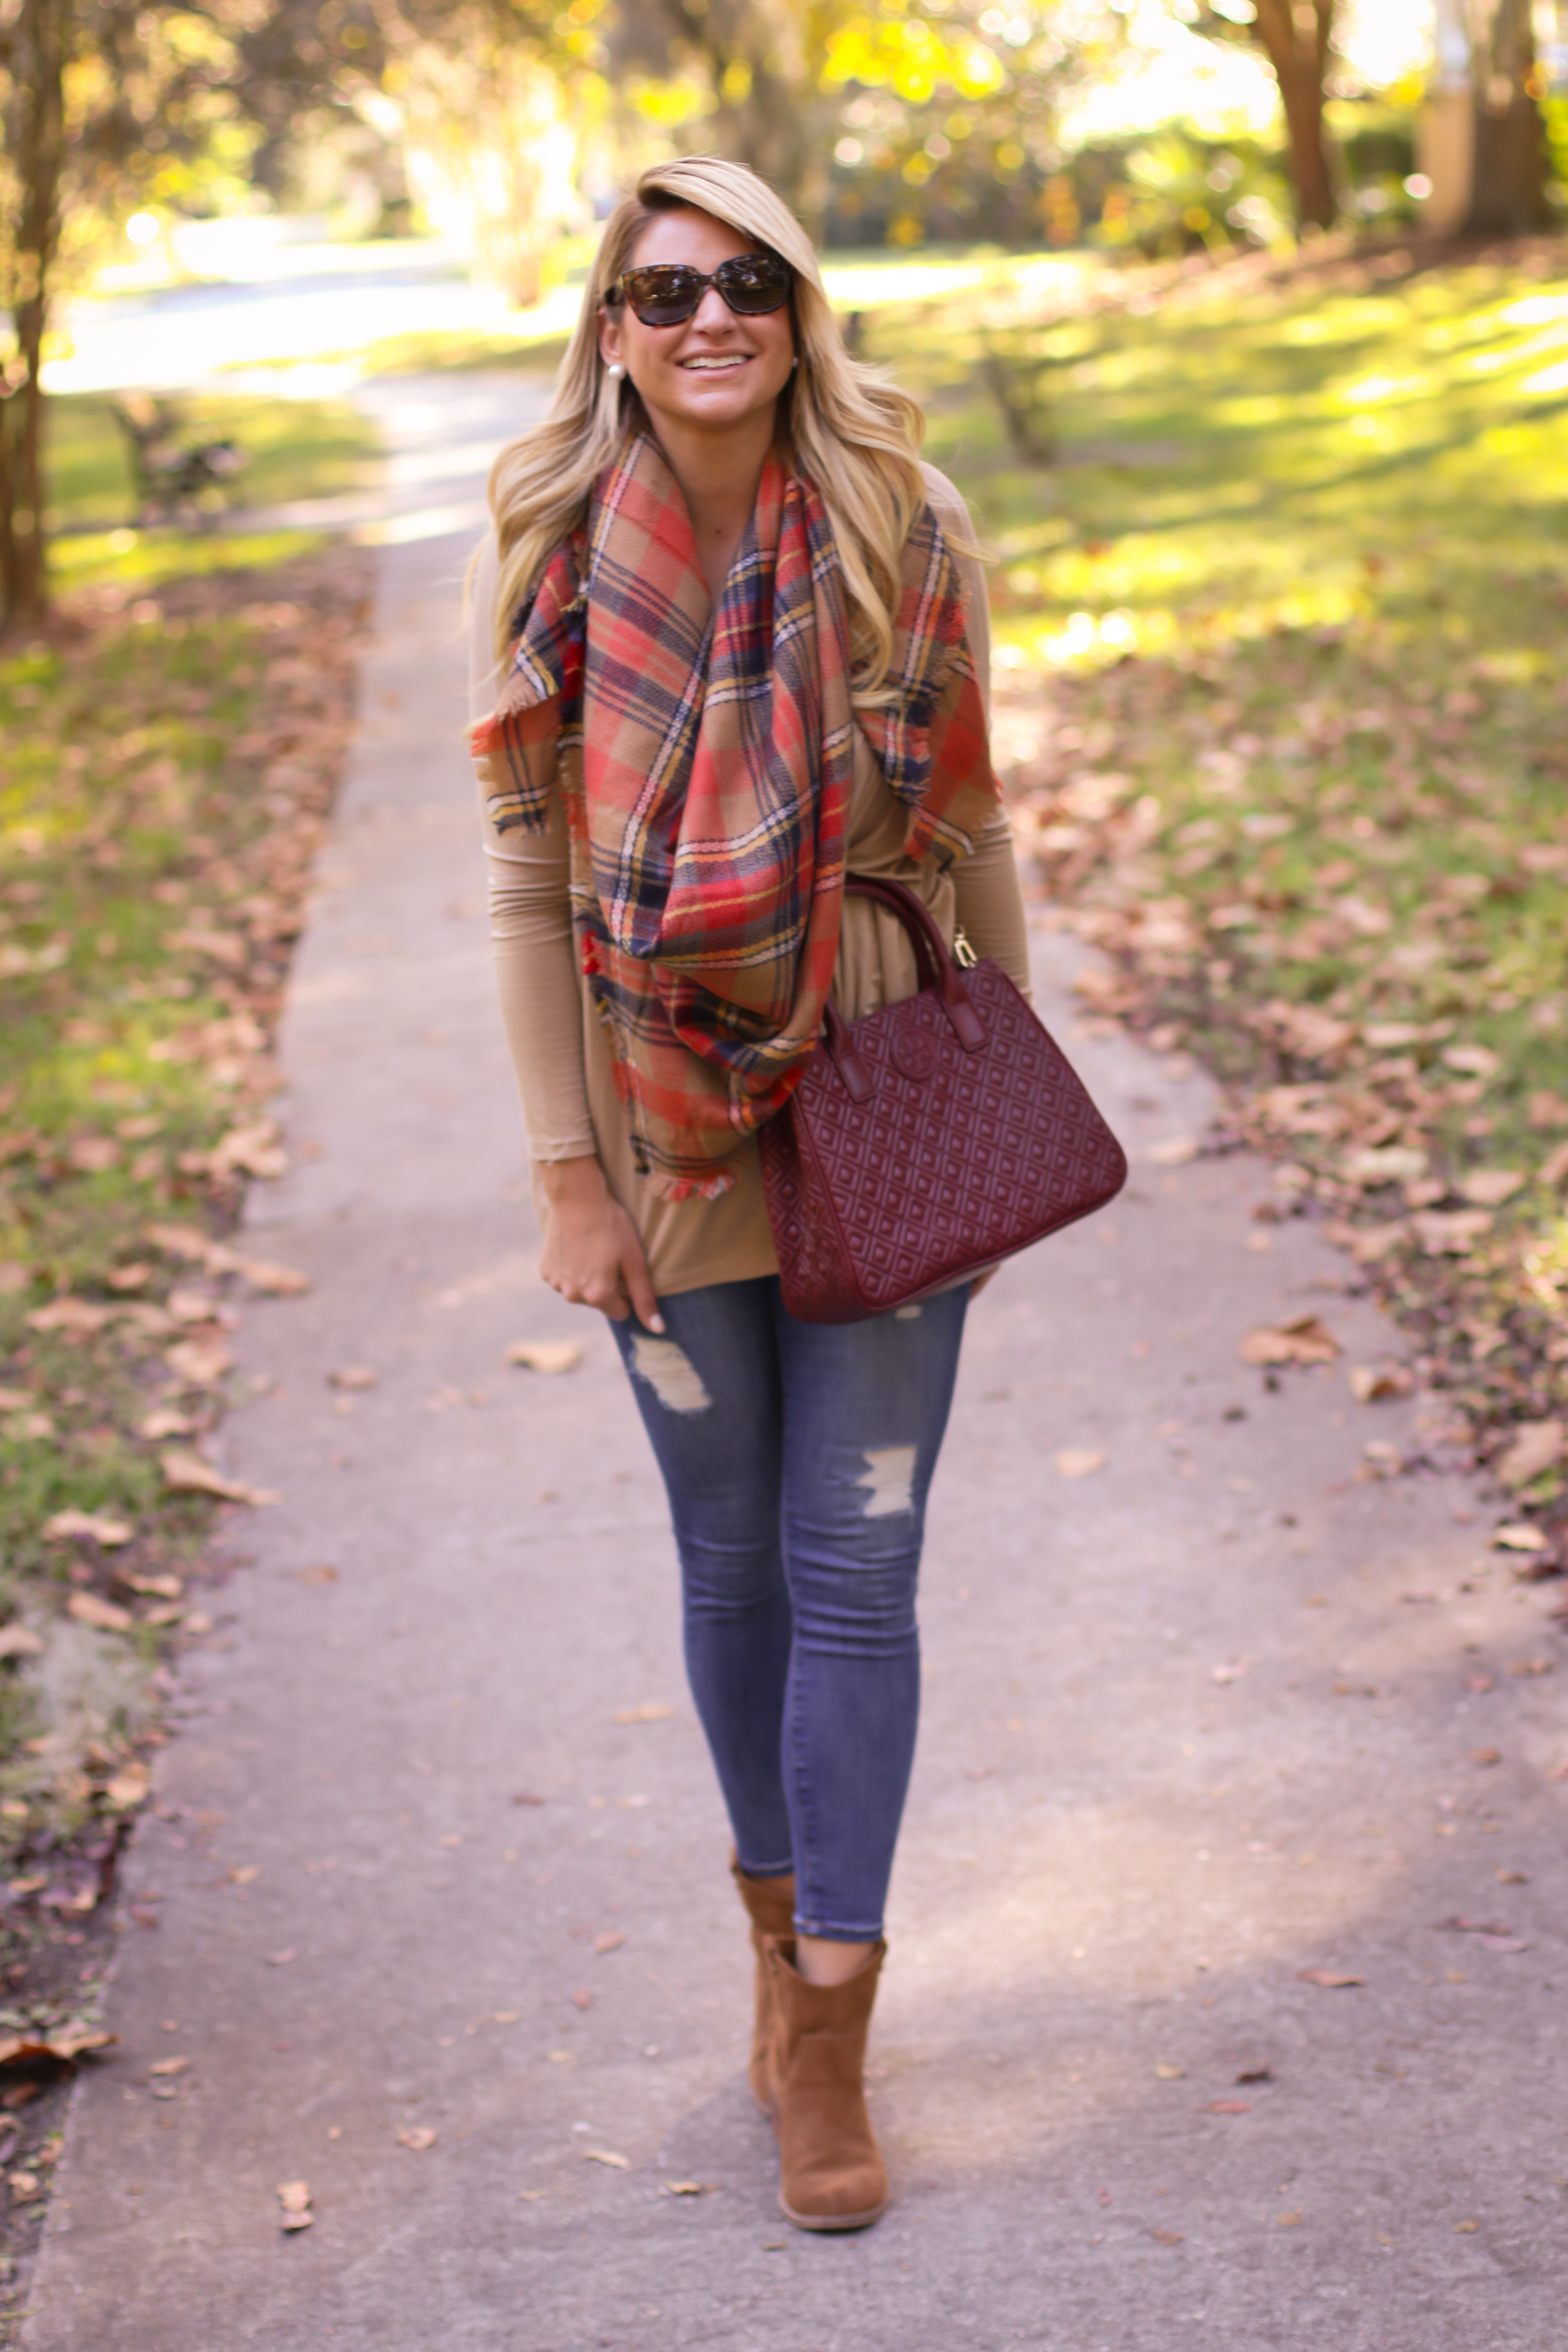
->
<box><xmin>592</xmin><ymin>1930</ymin><xmax>626</xmax><ymax>1955</ymax></box>
<box><xmin>67</xmin><ymin>1594</ymin><xmax>132</xmax><ymax>1634</ymax></box>
<box><xmin>1149</xmin><ymin>1135</ymin><xmax>1199</xmax><ymax>1166</ymax></box>
<box><xmin>164</xmin><ymin>1338</ymin><xmax>234</xmax><ymax>1387</ymax></box>
<box><xmin>159</xmin><ymin>1451</ymin><xmax>279</xmax><ymax>1506</ymax></box>
<box><xmin>295</xmin><ymin>1566</ymin><xmax>337</xmax><ymax>1586</ymax></box>
<box><xmin>1495</xmin><ymin>1420</ymin><xmax>1564</xmax><ymax>1489</ymax></box>
<box><xmin>138</xmin><ymin>1407</ymin><xmax>194</xmax><ymax>1440</ymax></box>
<box><xmin>229</xmin><ymin>1865</ymin><xmax>258</xmax><ymax>1885</ymax></box>
<box><xmin>1054</xmin><ymin>1449</ymin><xmax>1106</xmax><ymax>1478</ymax></box>
<box><xmin>663</xmin><ymin>2180</ymin><xmax>713</xmax><ymax>2196</ymax></box>
<box><xmin>570</xmin><ymin>1990</ymin><xmax>593</xmax><ymax>2010</ymax></box>
<box><xmin>266</xmin><ymin>1950</ymin><xmax>297</xmax><ymax>1967</ymax></box>
<box><xmin>277</xmin><ymin>2179</ymin><xmax>312</xmax><ymax>2232</ymax></box>
<box><xmin>1470</xmin><ymin>1747</ymin><xmax>1501</xmax><ymax>1767</ymax></box>
<box><xmin>0</xmin><ymin>2024</ymin><xmax>113</xmax><ymax>2064</ymax></box>
<box><xmin>1297</xmin><ymin>1969</ymin><xmax>1364</xmax><ymax>1988</ymax></box>
<box><xmin>0</xmin><ymin>1628</ymin><xmax>43</xmax><ymax>1661</ymax></box>
<box><xmin>1151</xmin><ymin>2228</ymin><xmax>1184</xmax><ymax>2245</ymax></box>
<box><xmin>506</xmin><ymin>1341</ymin><xmax>584</xmax><ymax>1375</ymax></box>
<box><xmin>105</xmin><ymin>1762</ymin><xmax>150</xmax><ymax>1810</ymax></box>
<box><xmin>148</xmin><ymin>2055</ymin><xmax>188</xmax><ymax>2077</ymax></box>
<box><xmin>1235</xmin><ymin>2066</ymin><xmax>1274</xmax><ymax>2084</ymax></box>
<box><xmin>26</xmin><ymin>1299</ymin><xmax>110</xmax><ymax>1335</ymax></box>
<box><xmin>45</xmin><ymin>1509</ymin><xmax>132</xmax><ymax>1547</ymax></box>
<box><xmin>1497</xmin><ymin>1869</ymin><xmax>1530</xmax><ymax>1884</ymax></box>
<box><xmin>120</xmin><ymin>1571</ymin><xmax>182</xmax><ymax>1600</ymax></box>
<box><xmin>1240</xmin><ymin>1315</ymin><xmax>1339</xmax><ymax>1367</ymax></box>
<box><xmin>1277</xmin><ymin>2210</ymin><xmax>1304</xmax><ymax>2227</ymax></box>
<box><xmin>210</xmin><ymin>1123</ymin><xmax>288</xmax><ymax>1180</ymax></box>
<box><xmin>1211</xmin><ymin>1659</ymin><xmax>1247</xmax><ymax>1685</ymax></box>
<box><xmin>613</xmin><ymin>1703</ymin><xmax>674</xmax><ymax>1724</ymax></box>
<box><xmin>233</xmin><ymin>1258</ymin><xmax>310</xmax><ymax>1296</ymax></box>
<box><xmin>494</xmin><ymin>2010</ymin><xmax>519</xmax><ymax>2024</ymax></box>
<box><xmin>584</xmin><ymin>2149</ymin><xmax>629</xmax><ymax>2169</ymax></box>
<box><xmin>511</xmin><ymin>1791</ymin><xmax>545</xmax><ymax>1806</ymax></box>
<box><xmin>1348</xmin><ymin>1364</ymin><xmax>1414</xmax><ymax>1403</ymax></box>
<box><xmin>1454</xmin><ymin>2220</ymin><xmax>1479</xmax><ymax>2234</ymax></box>
<box><xmin>1342</xmin><ymin>1145</ymin><xmax>1427</xmax><ymax>1188</ymax></box>
<box><xmin>1492</xmin><ymin>1522</ymin><xmax>1547</xmax><ymax>1553</ymax></box>
<box><xmin>146</xmin><ymin>1222</ymin><xmax>221</xmax><ymax>1265</ymax></box>
<box><xmin>1200</xmin><ymin>2100</ymin><xmax>1252</xmax><ymax>2114</ymax></box>
<box><xmin>1410</xmin><ymin>1209</ymin><xmax>1493</xmax><ymax>1256</ymax></box>
<box><xmin>1154</xmin><ymin>2062</ymin><xmax>1184</xmax><ymax>2080</ymax></box>
<box><xmin>328</xmin><ymin>1366</ymin><xmax>377</xmax><ymax>1391</ymax></box>
<box><xmin>166</xmin><ymin>1287</ymin><xmax>222</xmax><ymax>1326</ymax></box>
<box><xmin>1344</xmin><ymin>1219</ymin><xmax>1410</xmax><ymax>1265</ymax></box>
<box><xmin>1509</xmin><ymin>1657</ymin><xmax>1553</xmax><ymax>1676</ymax></box>
<box><xmin>396</xmin><ymin>2127</ymin><xmax>437</xmax><ymax>2151</ymax></box>
<box><xmin>1461</xmin><ymin>1168</ymin><xmax>1525</xmax><ymax>1207</ymax></box>
<box><xmin>1437</xmin><ymin>1916</ymin><xmax>1512</xmax><ymax>1936</ymax></box>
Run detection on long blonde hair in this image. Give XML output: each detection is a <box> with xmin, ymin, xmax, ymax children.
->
<box><xmin>485</xmin><ymin>156</ymin><xmax>930</xmax><ymax>703</ymax></box>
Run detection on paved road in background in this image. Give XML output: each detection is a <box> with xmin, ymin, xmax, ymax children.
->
<box><xmin>24</xmin><ymin>378</ymin><xmax>1568</xmax><ymax>2352</ymax></box>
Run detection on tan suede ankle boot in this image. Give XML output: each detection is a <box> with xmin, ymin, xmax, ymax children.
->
<box><xmin>731</xmin><ymin>1857</ymin><xmax>796</xmax><ymax>2113</ymax></box>
<box><xmin>766</xmin><ymin>1937</ymin><xmax>889</xmax><ymax>2232</ymax></box>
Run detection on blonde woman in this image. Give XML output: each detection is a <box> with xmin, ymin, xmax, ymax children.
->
<box><xmin>469</xmin><ymin>156</ymin><xmax>1031</xmax><ymax>2231</ymax></box>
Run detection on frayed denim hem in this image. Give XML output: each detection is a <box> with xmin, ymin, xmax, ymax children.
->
<box><xmin>738</xmin><ymin>1855</ymin><xmax>796</xmax><ymax>1880</ymax></box>
<box><xmin>793</xmin><ymin>1914</ymin><xmax>884</xmax><ymax>1943</ymax></box>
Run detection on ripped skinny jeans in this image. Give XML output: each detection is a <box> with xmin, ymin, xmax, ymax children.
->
<box><xmin>611</xmin><ymin>1274</ymin><xmax>969</xmax><ymax>1942</ymax></box>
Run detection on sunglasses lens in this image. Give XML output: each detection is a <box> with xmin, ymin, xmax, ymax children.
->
<box><xmin>623</xmin><ymin>266</ymin><xmax>703</xmax><ymax>325</ymax></box>
<box><xmin>717</xmin><ymin>254</ymin><xmax>791</xmax><ymax>314</ymax></box>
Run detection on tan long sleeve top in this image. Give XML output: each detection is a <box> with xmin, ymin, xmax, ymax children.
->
<box><xmin>470</xmin><ymin>463</ymin><xmax>1032</xmax><ymax>1298</ymax></box>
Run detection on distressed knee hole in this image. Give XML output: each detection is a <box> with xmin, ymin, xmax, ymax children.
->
<box><xmin>856</xmin><ymin>1444</ymin><xmax>917</xmax><ymax>1518</ymax></box>
<box><xmin>894</xmin><ymin>1304</ymin><xmax>922</xmax><ymax>1320</ymax></box>
<box><xmin>629</xmin><ymin>1334</ymin><xmax>712</xmax><ymax>1415</ymax></box>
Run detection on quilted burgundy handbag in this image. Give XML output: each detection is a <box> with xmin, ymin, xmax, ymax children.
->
<box><xmin>758</xmin><ymin>875</ymin><xmax>1127</xmax><ymax>1324</ymax></box>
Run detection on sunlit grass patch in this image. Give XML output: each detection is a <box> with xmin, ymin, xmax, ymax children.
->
<box><xmin>876</xmin><ymin>239</ymin><xmax>1568</xmax><ymax>1530</ymax></box>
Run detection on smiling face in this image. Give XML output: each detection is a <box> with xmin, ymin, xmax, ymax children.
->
<box><xmin>598</xmin><ymin>205</ymin><xmax>796</xmax><ymax>445</ymax></box>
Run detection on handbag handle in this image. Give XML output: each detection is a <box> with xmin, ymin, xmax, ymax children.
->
<box><xmin>818</xmin><ymin>873</ymin><xmax>987</xmax><ymax>1102</ymax></box>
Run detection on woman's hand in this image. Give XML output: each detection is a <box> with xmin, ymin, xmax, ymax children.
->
<box><xmin>538</xmin><ymin>1155</ymin><xmax>664</xmax><ymax>1331</ymax></box>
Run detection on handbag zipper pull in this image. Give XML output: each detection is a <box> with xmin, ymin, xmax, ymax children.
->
<box><xmin>952</xmin><ymin>926</ymin><xmax>977</xmax><ymax>970</ymax></box>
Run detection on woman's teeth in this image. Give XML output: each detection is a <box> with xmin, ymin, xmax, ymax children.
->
<box><xmin>680</xmin><ymin>355</ymin><xmax>749</xmax><ymax>371</ymax></box>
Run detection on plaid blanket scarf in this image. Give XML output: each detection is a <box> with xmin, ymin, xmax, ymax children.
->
<box><xmin>470</xmin><ymin>429</ymin><xmax>1000</xmax><ymax>1197</ymax></box>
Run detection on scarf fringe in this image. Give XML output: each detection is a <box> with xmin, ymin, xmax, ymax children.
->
<box><xmin>642</xmin><ymin>1166</ymin><xmax>736</xmax><ymax>1203</ymax></box>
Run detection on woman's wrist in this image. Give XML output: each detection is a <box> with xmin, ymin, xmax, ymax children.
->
<box><xmin>537</xmin><ymin>1152</ymin><xmax>609</xmax><ymax>1207</ymax></box>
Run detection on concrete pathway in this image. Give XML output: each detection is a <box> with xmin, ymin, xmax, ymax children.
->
<box><xmin>24</xmin><ymin>387</ymin><xmax>1568</xmax><ymax>2352</ymax></box>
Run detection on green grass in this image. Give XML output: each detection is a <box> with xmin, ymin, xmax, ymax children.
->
<box><xmin>870</xmin><ymin>238</ymin><xmax>1568</xmax><ymax>1504</ymax></box>
<box><xmin>39</xmin><ymin>389</ymin><xmax>381</xmax><ymax>600</ymax></box>
<box><xmin>0</xmin><ymin>544</ymin><xmax>369</xmax><ymax>1841</ymax></box>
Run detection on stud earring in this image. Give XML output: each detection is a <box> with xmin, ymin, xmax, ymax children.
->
<box><xmin>606</xmin><ymin>361</ymin><xmax>625</xmax><ymax>380</ymax></box>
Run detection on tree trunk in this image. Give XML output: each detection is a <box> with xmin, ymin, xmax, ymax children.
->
<box><xmin>1249</xmin><ymin>0</ymin><xmax>1340</xmax><ymax>232</ymax></box>
<box><xmin>1464</xmin><ymin>0</ymin><xmax>1551</xmax><ymax>235</ymax></box>
<box><xmin>0</xmin><ymin>0</ymin><xmax>70</xmax><ymax>630</ymax></box>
